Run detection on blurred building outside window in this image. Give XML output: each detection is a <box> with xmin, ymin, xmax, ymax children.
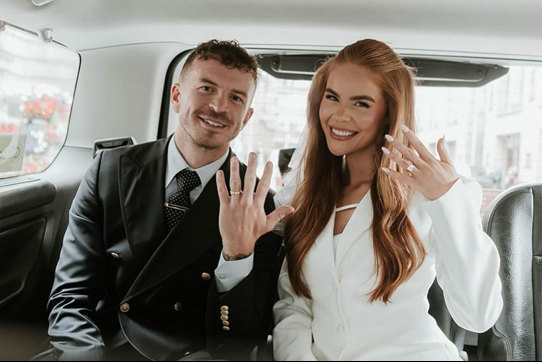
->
<box><xmin>0</xmin><ymin>22</ymin><xmax>79</xmax><ymax>179</ymax></box>
<box><xmin>234</xmin><ymin>65</ymin><xmax>542</xmax><ymax>216</ymax></box>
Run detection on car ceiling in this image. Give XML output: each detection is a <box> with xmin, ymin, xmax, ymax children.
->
<box><xmin>0</xmin><ymin>0</ymin><xmax>542</xmax><ymax>60</ymax></box>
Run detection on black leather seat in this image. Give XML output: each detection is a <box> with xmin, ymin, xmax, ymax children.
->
<box><xmin>478</xmin><ymin>183</ymin><xmax>542</xmax><ymax>361</ymax></box>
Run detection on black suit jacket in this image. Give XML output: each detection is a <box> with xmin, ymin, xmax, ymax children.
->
<box><xmin>47</xmin><ymin>137</ymin><xmax>283</xmax><ymax>360</ymax></box>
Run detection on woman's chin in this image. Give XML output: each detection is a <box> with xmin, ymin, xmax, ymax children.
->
<box><xmin>327</xmin><ymin>145</ymin><xmax>348</xmax><ymax>157</ymax></box>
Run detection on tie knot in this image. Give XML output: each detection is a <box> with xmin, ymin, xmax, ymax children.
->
<box><xmin>175</xmin><ymin>169</ymin><xmax>201</xmax><ymax>194</ymax></box>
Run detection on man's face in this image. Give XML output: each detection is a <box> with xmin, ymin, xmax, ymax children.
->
<box><xmin>171</xmin><ymin>58</ymin><xmax>256</xmax><ymax>153</ymax></box>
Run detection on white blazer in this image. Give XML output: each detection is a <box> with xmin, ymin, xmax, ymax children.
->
<box><xmin>273</xmin><ymin>179</ymin><xmax>503</xmax><ymax>361</ymax></box>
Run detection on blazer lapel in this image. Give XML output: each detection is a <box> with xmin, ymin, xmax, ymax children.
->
<box><xmin>335</xmin><ymin>190</ymin><xmax>373</xmax><ymax>267</ymax></box>
<box><xmin>312</xmin><ymin>211</ymin><xmax>338</xmax><ymax>278</ymax></box>
<box><xmin>119</xmin><ymin>137</ymin><xmax>169</xmax><ymax>261</ymax></box>
<box><xmin>123</xmin><ymin>151</ymin><xmax>233</xmax><ymax>301</ymax></box>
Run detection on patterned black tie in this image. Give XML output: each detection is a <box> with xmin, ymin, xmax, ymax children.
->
<box><xmin>164</xmin><ymin>168</ymin><xmax>201</xmax><ymax>231</ymax></box>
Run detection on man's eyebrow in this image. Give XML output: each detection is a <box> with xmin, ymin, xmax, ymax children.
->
<box><xmin>201</xmin><ymin>78</ymin><xmax>218</xmax><ymax>86</ymax></box>
<box><xmin>201</xmin><ymin>78</ymin><xmax>248</xmax><ymax>98</ymax></box>
<box><xmin>325</xmin><ymin>88</ymin><xmax>376</xmax><ymax>103</ymax></box>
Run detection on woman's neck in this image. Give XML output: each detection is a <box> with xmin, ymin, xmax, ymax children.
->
<box><xmin>345</xmin><ymin>146</ymin><xmax>377</xmax><ymax>187</ymax></box>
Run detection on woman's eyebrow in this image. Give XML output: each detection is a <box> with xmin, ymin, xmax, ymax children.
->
<box><xmin>325</xmin><ymin>88</ymin><xmax>376</xmax><ymax>103</ymax></box>
<box><xmin>351</xmin><ymin>95</ymin><xmax>376</xmax><ymax>103</ymax></box>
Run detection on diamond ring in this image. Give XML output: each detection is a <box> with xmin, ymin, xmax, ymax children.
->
<box><xmin>406</xmin><ymin>163</ymin><xmax>415</xmax><ymax>173</ymax></box>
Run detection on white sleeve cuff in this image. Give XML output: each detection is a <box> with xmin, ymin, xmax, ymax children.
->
<box><xmin>214</xmin><ymin>252</ymin><xmax>254</xmax><ymax>293</ymax></box>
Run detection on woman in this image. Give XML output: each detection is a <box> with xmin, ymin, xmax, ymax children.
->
<box><xmin>272</xmin><ymin>39</ymin><xmax>503</xmax><ymax>361</ymax></box>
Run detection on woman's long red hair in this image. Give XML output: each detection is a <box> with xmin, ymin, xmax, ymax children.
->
<box><xmin>284</xmin><ymin>39</ymin><xmax>425</xmax><ymax>303</ymax></box>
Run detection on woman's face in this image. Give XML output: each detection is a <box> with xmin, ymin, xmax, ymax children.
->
<box><xmin>319</xmin><ymin>62</ymin><xmax>387</xmax><ymax>157</ymax></box>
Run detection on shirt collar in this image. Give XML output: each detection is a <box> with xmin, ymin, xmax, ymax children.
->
<box><xmin>165</xmin><ymin>136</ymin><xmax>229</xmax><ymax>190</ymax></box>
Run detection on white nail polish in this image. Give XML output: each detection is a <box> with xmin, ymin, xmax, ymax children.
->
<box><xmin>385</xmin><ymin>134</ymin><xmax>394</xmax><ymax>142</ymax></box>
<box><xmin>381</xmin><ymin>147</ymin><xmax>390</xmax><ymax>155</ymax></box>
<box><xmin>402</xmin><ymin>125</ymin><xmax>410</xmax><ymax>133</ymax></box>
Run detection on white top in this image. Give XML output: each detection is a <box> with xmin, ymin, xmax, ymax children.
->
<box><xmin>334</xmin><ymin>204</ymin><xmax>357</xmax><ymax>258</ymax></box>
<box><xmin>335</xmin><ymin>204</ymin><xmax>358</xmax><ymax>213</ymax></box>
<box><xmin>273</xmin><ymin>178</ymin><xmax>503</xmax><ymax>361</ymax></box>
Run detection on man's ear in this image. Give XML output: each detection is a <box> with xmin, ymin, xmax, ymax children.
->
<box><xmin>171</xmin><ymin>83</ymin><xmax>181</xmax><ymax>113</ymax></box>
<box><xmin>242</xmin><ymin>107</ymin><xmax>254</xmax><ymax>128</ymax></box>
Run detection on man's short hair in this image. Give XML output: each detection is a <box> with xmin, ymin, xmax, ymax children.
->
<box><xmin>181</xmin><ymin>39</ymin><xmax>259</xmax><ymax>85</ymax></box>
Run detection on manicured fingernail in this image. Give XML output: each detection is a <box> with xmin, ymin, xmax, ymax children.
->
<box><xmin>381</xmin><ymin>167</ymin><xmax>390</xmax><ymax>174</ymax></box>
<box><xmin>402</xmin><ymin>125</ymin><xmax>410</xmax><ymax>133</ymax></box>
<box><xmin>381</xmin><ymin>146</ymin><xmax>390</xmax><ymax>155</ymax></box>
<box><xmin>385</xmin><ymin>134</ymin><xmax>394</xmax><ymax>142</ymax></box>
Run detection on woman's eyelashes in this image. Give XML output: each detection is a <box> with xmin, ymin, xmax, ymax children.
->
<box><xmin>325</xmin><ymin>93</ymin><xmax>338</xmax><ymax>101</ymax></box>
<box><xmin>324</xmin><ymin>94</ymin><xmax>370</xmax><ymax>108</ymax></box>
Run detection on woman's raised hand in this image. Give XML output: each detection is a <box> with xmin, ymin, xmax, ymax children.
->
<box><xmin>216</xmin><ymin>153</ymin><xmax>294</xmax><ymax>260</ymax></box>
<box><xmin>381</xmin><ymin>125</ymin><xmax>459</xmax><ymax>201</ymax></box>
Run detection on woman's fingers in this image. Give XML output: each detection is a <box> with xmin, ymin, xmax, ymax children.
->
<box><xmin>400</xmin><ymin>126</ymin><xmax>434</xmax><ymax>162</ymax></box>
<box><xmin>382</xmin><ymin>131</ymin><xmax>459</xmax><ymax>201</ymax></box>
<box><xmin>437</xmin><ymin>137</ymin><xmax>452</xmax><ymax>164</ymax></box>
<box><xmin>381</xmin><ymin>147</ymin><xmax>419</xmax><ymax>177</ymax></box>
<box><xmin>384</xmin><ymin>134</ymin><xmax>424</xmax><ymax>168</ymax></box>
<box><xmin>381</xmin><ymin>167</ymin><xmax>415</xmax><ymax>187</ymax></box>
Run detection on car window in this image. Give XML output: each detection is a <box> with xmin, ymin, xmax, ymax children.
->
<box><xmin>167</xmin><ymin>54</ymin><xmax>542</xmax><ymax>214</ymax></box>
<box><xmin>416</xmin><ymin>64</ymin><xmax>542</xmax><ymax>214</ymax></box>
<box><xmin>0</xmin><ymin>22</ymin><xmax>79</xmax><ymax>179</ymax></box>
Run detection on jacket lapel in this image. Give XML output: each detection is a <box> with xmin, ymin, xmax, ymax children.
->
<box><xmin>119</xmin><ymin>137</ymin><xmax>169</xmax><ymax>262</ymax></box>
<box><xmin>335</xmin><ymin>191</ymin><xmax>373</xmax><ymax>267</ymax></box>
<box><xmin>123</xmin><ymin>151</ymin><xmax>234</xmax><ymax>301</ymax></box>
<box><xmin>312</xmin><ymin>211</ymin><xmax>338</xmax><ymax>277</ymax></box>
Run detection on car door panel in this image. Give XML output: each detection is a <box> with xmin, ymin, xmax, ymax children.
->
<box><xmin>0</xmin><ymin>146</ymin><xmax>92</xmax><ymax>360</ymax></box>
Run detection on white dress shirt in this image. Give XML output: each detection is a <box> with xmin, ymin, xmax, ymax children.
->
<box><xmin>165</xmin><ymin>137</ymin><xmax>254</xmax><ymax>292</ymax></box>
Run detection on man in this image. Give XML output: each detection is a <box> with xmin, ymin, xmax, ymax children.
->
<box><xmin>47</xmin><ymin>40</ymin><xmax>293</xmax><ymax>361</ymax></box>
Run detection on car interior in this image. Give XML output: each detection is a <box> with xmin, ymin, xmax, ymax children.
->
<box><xmin>0</xmin><ymin>0</ymin><xmax>541</xmax><ymax>360</ymax></box>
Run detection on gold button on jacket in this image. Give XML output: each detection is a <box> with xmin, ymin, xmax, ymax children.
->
<box><xmin>201</xmin><ymin>272</ymin><xmax>211</xmax><ymax>280</ymax></box>
<box><xmin>119</xmin><ymin>303</ymin><xmax>130</xmax><ymax>313</ymax></box>
<box><xmin>174</xmin><ymin>302</ymin><xmax>182</xmax><ymax>312</ymax></box>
